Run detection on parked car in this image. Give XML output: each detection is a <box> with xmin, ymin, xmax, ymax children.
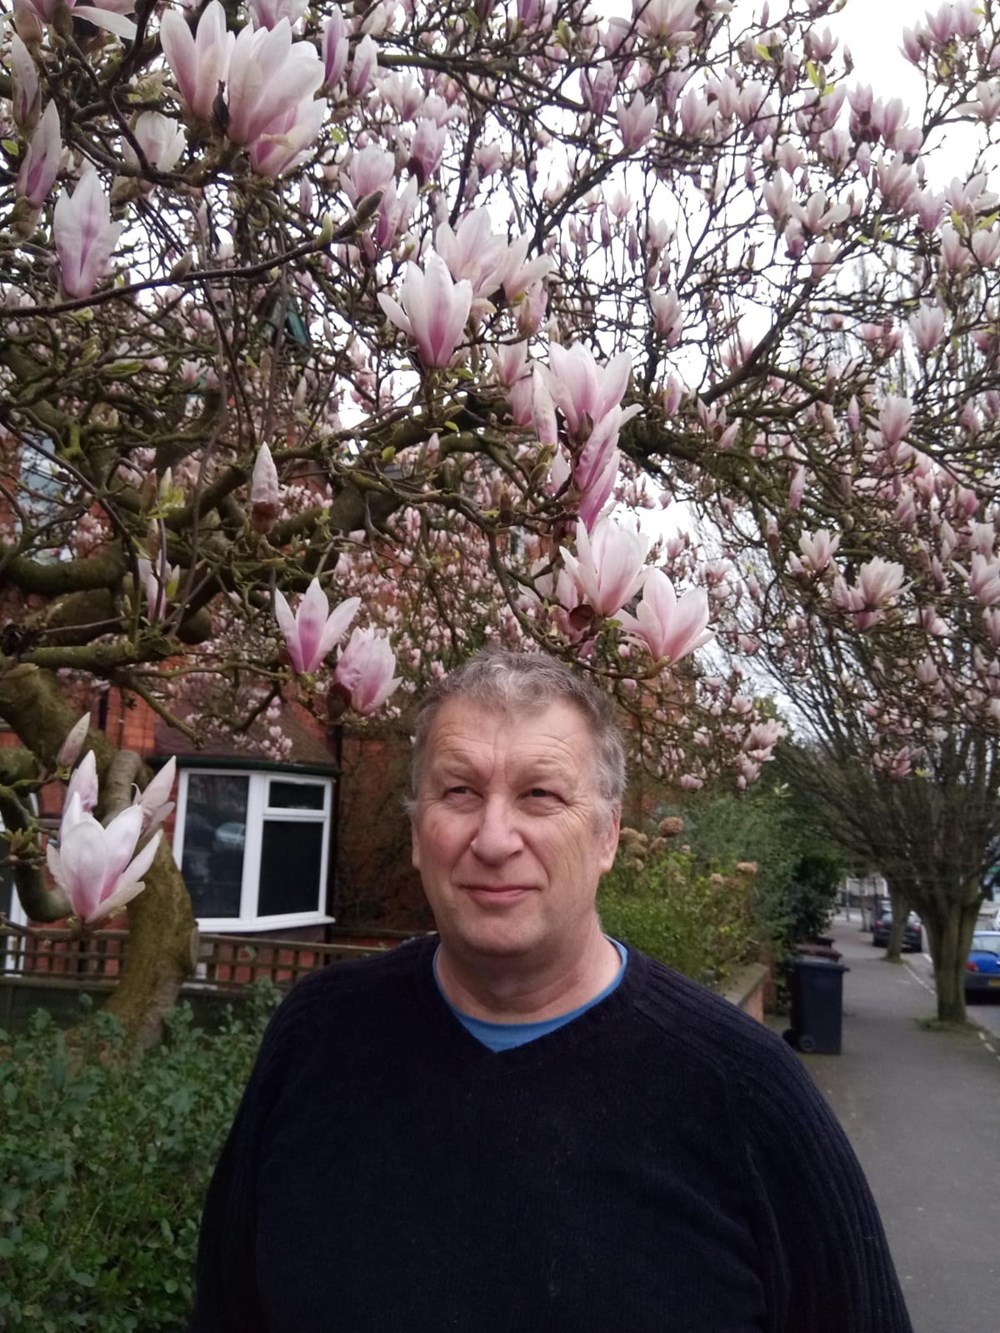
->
<box><xmin>871</xmin><ymin>907</ymin><xmax>922</xmax><ymax>952</ymax></box>
<box><xmin>965</xmin><ymin>931</ymin><xmax>1000</xmax><ymax>1000</ymax></box>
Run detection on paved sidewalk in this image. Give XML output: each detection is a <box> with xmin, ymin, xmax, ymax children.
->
<box><xmin>783</xmin><ymin>917</ymin><xmax>1000</xmax><ymax>1333</ymax></box>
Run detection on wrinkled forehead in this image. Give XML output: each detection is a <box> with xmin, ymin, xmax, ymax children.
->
<box><xmin>421</xmin><ymin>695</ymin><xmax>599</xmax><ymax>779</ymax></box>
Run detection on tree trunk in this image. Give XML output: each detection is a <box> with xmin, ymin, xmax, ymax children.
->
<box><xmin>0</xmin><ymin>662</ymin><xmax>197</xmax><ymax>1047</ymax></box>
<box><xmin>923</xmin><ymin>899</ymin><xmax>981</xmax><ymax>1024</ymax></box>
<box><xmin>104</xmin><ymin>842</ymin><xmax>198</xmax><ymax>1047</ymax></box>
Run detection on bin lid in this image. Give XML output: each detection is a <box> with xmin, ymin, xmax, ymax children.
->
<box><xmin>791</xmin><ymin>956</ymin><xmax>850</xmax><ymax>972</ymax></box>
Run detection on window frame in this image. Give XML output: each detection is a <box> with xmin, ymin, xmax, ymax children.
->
<box><xmin>172</xmin><ymin>765</ymin><xmax>335</xmax><ymax>932</ymax></box>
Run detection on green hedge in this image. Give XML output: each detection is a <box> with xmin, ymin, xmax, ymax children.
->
<box><xmin>598</xmin><ymin>836</ymin><xmax>758</xmax><ymax>989</ymax></box>
<box><xmin>0</xmin><ymin>988</ymin><xmax>279</xmax><ymax>1332</ymax></box>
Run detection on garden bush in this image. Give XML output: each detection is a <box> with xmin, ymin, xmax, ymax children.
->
<box><xmin>631</xmin><ymin>787</ymin><xmax>843</xmax><ymax>1007</ymax></box>
<box><xmin>598</xmin><ymin>830</ymin><xmax>759</xmax><ymax>989</ymax></box>
<box><xmin>0</xmin><ymin>986</ymin><xmax>279</xmax><ymax>1331</ymax></box>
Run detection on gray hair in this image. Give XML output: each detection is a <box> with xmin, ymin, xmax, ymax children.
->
<box><xmin>408</xmin><ymin>648</ymin><xmax>626</xmax><ymax>810</ymax></box>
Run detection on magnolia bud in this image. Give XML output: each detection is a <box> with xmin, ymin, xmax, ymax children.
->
<box><xmin>56</xmin><ymin>712</ymin><xmax>91</xmax><ymax>767</ymax></box>
<box><xmin>250</xmin><ymin>442</ymin><xmax>281</xmax><ymax>533</ymax></box>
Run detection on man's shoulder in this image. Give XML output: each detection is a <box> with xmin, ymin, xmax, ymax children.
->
<box><xmin>288</xmin><ymin>933</ymin><xmax>435</xmax><ymax>1003</ymax></box>
<box><xmin>629</xmin><ymin>951</ymin><xmax>807</xmax><ymax>1090</ymax></box>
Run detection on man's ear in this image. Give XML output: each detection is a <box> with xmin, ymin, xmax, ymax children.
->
<box><xmin>598</xmin><ymin>805</ymin><xmax>621</xmax><ymax>874</ymax></box>
<box><xmin>410</xmin><ymin>815</ymin><xmax>421</xmax><ymax>871</ymax></box>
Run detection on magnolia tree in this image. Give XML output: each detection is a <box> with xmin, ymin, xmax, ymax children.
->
<box><xmin>769</xmin><ymin>642</ymin><xmax>1000</xmax><ymax>1022</ymax></box>
<box><xmin>2</xmin><ymin>0</ymin><xmax>1000</xmax><ymax>1036</ymax></box>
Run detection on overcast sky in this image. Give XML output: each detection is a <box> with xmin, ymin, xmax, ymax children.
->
<box><xmin>827</xmin><ymin>0</ymin><xmax>925</xmax><ymax>107</ymax></box>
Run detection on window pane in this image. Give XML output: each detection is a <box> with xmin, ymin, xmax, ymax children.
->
<box><xmin>257</xmin><ymin>822</ymin><xmax>325</xmax><ymax>916</ymax></box>
<box><xmin>268</xmin><ymin>780</ymin><xmax>326</xmax><ymax>810</ymax></box>
<box><xmin>181</xmin><ymin>774</ymin><xmax>249</xmax><ymax>917</ymax></box>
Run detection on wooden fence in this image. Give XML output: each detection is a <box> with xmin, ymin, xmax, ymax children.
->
<box><xmin>0</xmin><ymin>926</ymin><xmax>395</xmax><ymax>994</ymax></box>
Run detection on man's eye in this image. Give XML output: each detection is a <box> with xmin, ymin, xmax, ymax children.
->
<box><xmin>526</xmin><ymin>788</ymin><xmax>558</xmax><ymax>801</ymax></box>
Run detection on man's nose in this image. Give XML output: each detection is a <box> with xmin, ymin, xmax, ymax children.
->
<box><xmin>470</xmin><ymin>796</ymin><xmax>522</xmax><ymax>862</ymax></box>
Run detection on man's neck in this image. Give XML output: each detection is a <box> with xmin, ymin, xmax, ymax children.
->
<box><xmin>434</xmin><ymin>926</ymin><xmax>621</xmax><ymax>1023</ymax></box>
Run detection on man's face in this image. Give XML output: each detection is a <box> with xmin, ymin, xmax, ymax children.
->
<box><xmin>411</xmin><ymin>697</ymin><xmax>620</xmax><ymax>970</ymax></box>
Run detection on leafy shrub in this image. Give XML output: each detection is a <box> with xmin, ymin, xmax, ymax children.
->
<box><xmin>0</xmin><ymin>985</ymin><xmax>279</xmax><ymax>1332</ymax></box>
<box><xmin>654</xmin><ymin>788</ymin><xmax>843</xmax><ymax>1005</ymax></box>
<box><xmin>598</xmin><ymin>833</ymin><xmax>758</xmax><ymax>989</ymax></box>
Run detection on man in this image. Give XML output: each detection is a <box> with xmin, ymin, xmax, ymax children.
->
<box><xmin>191</xmin><ymin>649</ymin><xmax>911</xmax><ymax>1332</ymax></box>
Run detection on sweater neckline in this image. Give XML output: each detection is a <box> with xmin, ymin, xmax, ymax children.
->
<box><xmin>409</xmin><ymin>935</ymin><xmax>648</xmax><ymax>1072</ymax></box>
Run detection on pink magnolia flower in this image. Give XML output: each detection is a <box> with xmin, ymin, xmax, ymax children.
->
<box><xmin>123</xmin><ymin>111</ymin><xmax>186</xmax><ymax>185</ymax></box>
<box><xmin>909</xmin><ymin>303</ymin><xmax>945</xmax><ymax>353</ymax></box>
<box><xmin>574</xmin><ymin>404</ymin><xmax>629</xmax><ymax>494</ymax></box>
<box><xmin>225</xmin><ymin>18</ymin><xmax>323</xmax><ymax>148</ymax></box>
<box><xmin>342</xmin><ymin>144</ymin><xmax>396</xmax><ymax>205</ymax></box>
<box><xmin>274</xmin><ymin>579</ymin><xmax>360</xmax><ymax>673</ymax></box>
<box><xmin>333</xmin><ymin>628</ymin><xmax>401</xmax><ymax>713</ymax></box>
<box><xmin>435</xmin><ymin>210</ymin><xmax>510</xmax><ymax>302</ymax></box>
<box><xmin>576</xmin><ymin>446</ymin><xmax>620</xmax><ymax>531</ymax></box>
<box><xmin>834</xmin><ymin>558</ymin><xmax>906</xmax><ymax>628</ymax></box>
<box><xmin>57</xmin><ymin>713</ymin><xmax>91</xmax><ymax>768</ymax></box>
<box><xmin>16</xmin><ymin>99</ymin><xmax>61</xmax><ymax>207</ymax></box>
<box><xmin>856</xmin><ymin>557</ymin><xmax>906</xmax><ymax>607</ymax></box>
<box><xmin>346</xmin><ymin>32</ymin><xmax>377</xmax><ymax>98</ymax></box>
<box><xmin>65</xmin><ymin>750</ymin><xmax>99</xmax><ymax>814</ymax></box>
<box><xmin>581</xmin><ymin>60</ymin><xmax>616</xmax><ymax>117</ymax></box>
<box><xmin>47</xmin><ymin>793</ymin><xmax>160</xmax><ymax>925</ymax></box>
<box><xmin>374</xmin><ymin>178</ymin><xmax>417</xmax><ymax>250</ymax></box>
<box><xmin>878</xmin><ymin>394</ymin><xmax>912</xmax><ymax>448</ymax></box>
<box><xmin>488</xmin><ymin>342</ymin><xmax>532</xmax><ymax>424</ymax></box>
<box><xmin>560</xmin><ymin>517</ymin><xmax>648</xmax><ymax>619</ymax></box>
<box><xmin>617</xmin><ymin>568</ymin><xmax>713</xmax><ymax>663</ymax></box>
<box><xmin>21</xmin><ymin>0</ymin><xmax>136</xmax><ymax>38</ymax></box>
<box><xmin>615</xmin><ymin>90</ymin><xmax>657</xmax><ymax>152</ymax></box>
<box><xmin>407</xmin><ymin>116</ymin><xmax>448</xmax><ymax>184</ymax></box>
<box><xmin>679</xmin><ymin>88</ymin><xmax>715</xmax><ymax>139</ymax></box>
<box><xmin>134</xmin><ymin>756</ymin><xmax>176</xmax><ymax>837</ymax></box>
<box><xmin>541</xmin><ymin>344</ymin><xmax>633</xmax><ymax>441</ymax></box>
<box><xmin>247</xmin><ymin>0</ymin><xmax>307</xmax><ymax>30</ymax></box>
<box><xmin>54</xmin><ymin>169</ymin><xmax>122</xmax><ymax>299</ymax></box>
<box><xmin>250</xmin><ymin>441</ymin><xmax>281</xmax><ymax>531</ymax></box>
<box><xmin>160</xmin><ymin>0</ymin><xmax>235</xmax><ymax>123</ymax></box>
<box><xmin>650</xmin><ymin>288</ymin><xmax>682</xmax><ymax>344</ymax></box>
<box><xmin>795</xmin><ymin>528</ymin><xmax>840</xmax><ymax>573</ymax></box>
<box><xmin>914</xmin><ymin>188</ymin><xmax>945</xmax><ymax>232</ymax></box>
<box><xmin>10</xmin><ymin>34</ymin><xmax>40</xmax><ymax>131</ymax></box>
<box><xmin>489</xmin><ymin>340</ymin><xmax>529</xmax><ymax>390</ymax></box>
<box><xmin>968</xmin><ymin>553</ymin><xmax>1000</xmax><ymax>605</ymax></box>
<box><xmin>499</xmin><ymin>234</ymin><xmax>555</xmax><ymax>302</ymax></box>
<box><xmin>249</xmin><ymin>94</ymin><xmax>326</xmax><ymax>177</ymax></box>
<box><xmin>531</xmin><ymin>368</ymin><xmax>558</xmax><ymax>448</ymax></box>
<box><xmin>322</xmin><ymin>9</ymin><xmax>350</xmax><ymax>87</ymax></box>
<box><xmin>744</xmin><ymin>719</ymin><xmax>784</xmax><ymax>757</ymax></box>
<box><xmin>378</xmin><ymin>253</ymin><xmax>473</xmax><ymax>368</ymax></box>
<box><xmin>634</xmin><ymin>0</ymin><xmax>699</xmax><ymax>41</ymax></box>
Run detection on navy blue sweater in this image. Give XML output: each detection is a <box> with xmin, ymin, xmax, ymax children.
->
<box><xmin>190</xmin><ymin>937</ymin><xmax>911</xmax><ymax>1332</ymax></box>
